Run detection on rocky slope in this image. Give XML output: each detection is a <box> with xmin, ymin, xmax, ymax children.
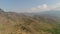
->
<box><xmin>0</xmin><ymin>9</ymin><xmax>59</xmax><ymax>34</ymax></box>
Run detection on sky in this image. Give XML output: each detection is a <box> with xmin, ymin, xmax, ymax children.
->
<box><xmin>0</xmin><ymin>0</ymin><xmax>60</xmax><ymax>12</ymax></box>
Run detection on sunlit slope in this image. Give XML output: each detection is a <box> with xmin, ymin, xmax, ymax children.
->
<box><xmin>0</xmin><ymin>10</ymin><xmax>59</xmax><ymax>34</ymax></box>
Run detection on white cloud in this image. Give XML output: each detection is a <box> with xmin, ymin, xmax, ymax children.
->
<box><xmin>37</xmin><ymin>5</ymin><xmax>41</xmax><ymax>8</ymax></box>
<box><xmin>26</xmin><ymin>3</ymin><xmax>60</xmax><ymax>13</ymax></box>
<box><xmin>51</xmin><ymin>2</ymin><xmax>60</xmax><ymax>10</ymax></box>
<box><xmin>28</xmin><ymin>4</ymin><xmax>50</xmax><ymax>12</ymax></box>
<box><xmin>42</xmin><ymin>4</ymin><xmax>48</xmax><ymax>8</ymax></box>
<box><xmin>31</xmin><ymin>8</ymin><xmax>36</xmax><ymax>11</ymax></box>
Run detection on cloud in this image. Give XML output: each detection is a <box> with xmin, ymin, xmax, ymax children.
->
<box><xmin>26</xmin><ymin>3</ymin><xmax>60</xmax><ymax>13</ymax></box>
<box><xmin>42</xmin><ymin>4</ymin><xmax>48</xmax><ymax>8</ymax></box>
<box><xmin>50</xmin><ymin>2</ymin><xmax>60</xmax><ymax>10</ymax></box>
<box><xmin>26</xmin><ymin>4</ymin><xmax>50</xmax><ymax>13</ymax></box>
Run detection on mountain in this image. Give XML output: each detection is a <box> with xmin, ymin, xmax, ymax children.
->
<box><xmin>40</xmin><ymin>10</ymin><xmax>60</xmax><ymax>17</ymax></box>
<box><xmin>34</xmin><ymin>10</ymin><xmax>60</xmax><ymax>23</ymax></box>
<box><xmin>25</xmin><ymin>10</ymin><xmax>60</xmax><ymax>22</ymax></box>
<box><xmin>23</xmin><ymin>10</ymin><xmax>60</xmax><ymax>18</ymax></box>
<box><xmin>0</xmin><ymin>9</ymin><xmax>60</xmax><ymax>34</ymax></box>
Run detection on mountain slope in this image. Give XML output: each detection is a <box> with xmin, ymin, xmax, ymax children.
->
<box><xmin>0</xmin><ymin>9</ymin><xmax>59</xmax><ymax>34</ymax></box>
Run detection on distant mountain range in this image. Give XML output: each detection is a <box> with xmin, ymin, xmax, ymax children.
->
<box><xmin>24</xmin><ymin>10</ymin><xmax>60</xmax><ymax>19</ymax></box>
<box><xmin>38</xmin><ymin>10</ymin><xmax>60</xmax><ymax>18</ymax></box>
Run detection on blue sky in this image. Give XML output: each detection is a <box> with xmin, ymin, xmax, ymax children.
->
<box><xmin>0</xmin><ymin>0</ymin><xmax>60</xmax><ymax>12</ymax></box>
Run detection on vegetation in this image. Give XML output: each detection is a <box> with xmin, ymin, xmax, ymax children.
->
<box><xmin>0</xmin><ymin>9</ymin><xmax>60</xmax><ymax>34</ymax></box>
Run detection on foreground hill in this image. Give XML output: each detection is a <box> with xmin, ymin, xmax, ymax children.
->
<box><xmin>0</xmin><ymin>9</ymin><xmax>60</xmax><ymax>34</ymax></box>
